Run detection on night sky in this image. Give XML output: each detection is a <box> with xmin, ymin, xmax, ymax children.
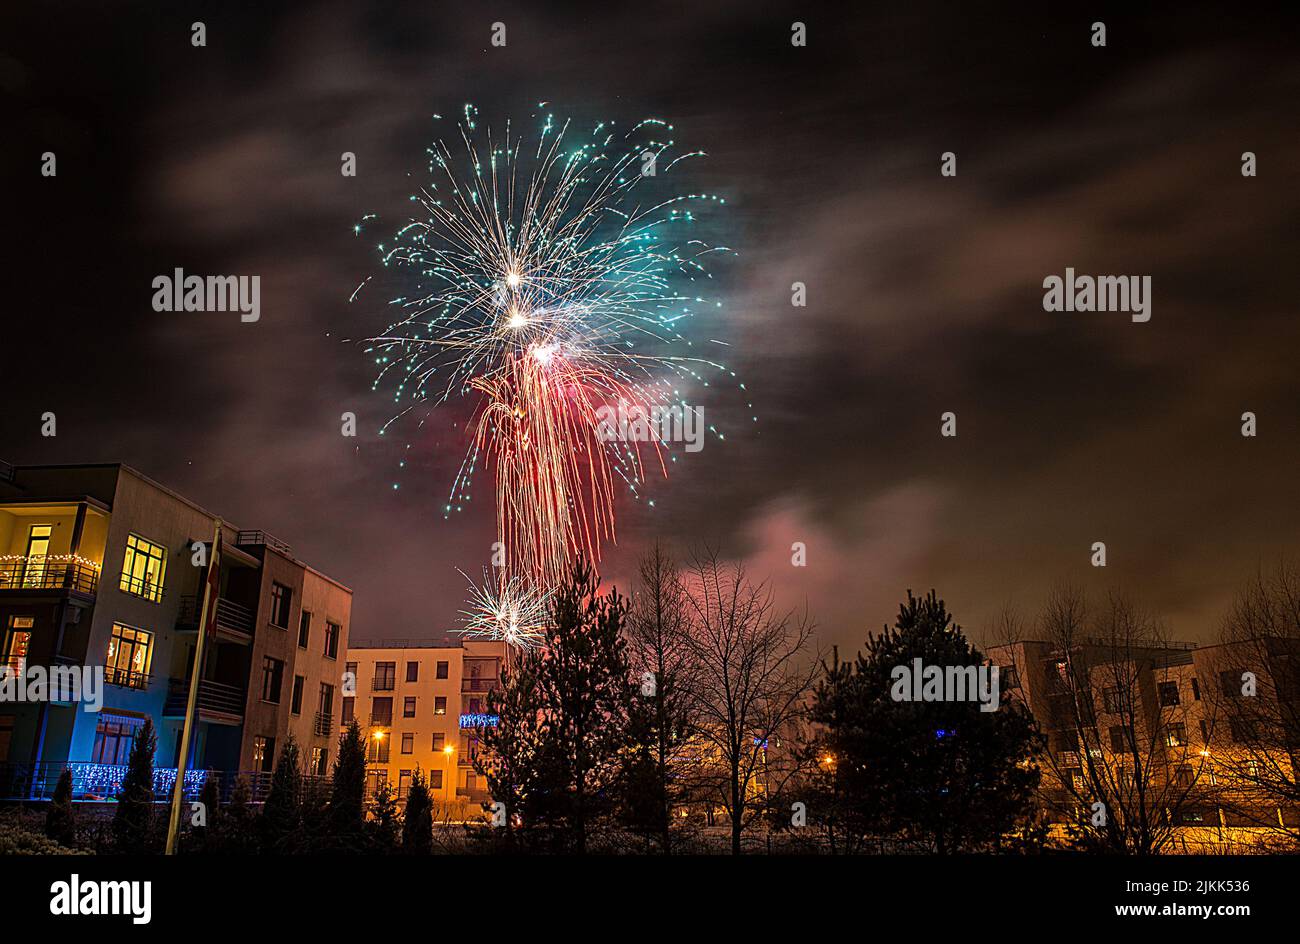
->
<box><xmin>3</xmin><ymin>2</ymin><xmax>1298</xmax><ymax>651</ymax></box>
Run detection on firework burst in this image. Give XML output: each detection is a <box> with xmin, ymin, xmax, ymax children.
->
<box><xmin>457</xmin><ymin>569</ymin><xmax>552</xmax><ymax>650</ymax></box>
<box><xmin>357</xmin><ymin>103</ymin><xmax>738</xmax><ymax>590</ymax></box>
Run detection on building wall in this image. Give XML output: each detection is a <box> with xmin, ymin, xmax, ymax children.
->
<box><xmin>284</xmin><ymin>567</ymin><xmax>352</xmax><ymax>775</ymax></box>
<box><xmin>344</xmin><ymin>640</ymin><xmax>505</xmax><ymax>813</ymax></box>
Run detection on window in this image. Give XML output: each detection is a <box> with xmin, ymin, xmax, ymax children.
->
<box><xmin>1200</xmin><ymin>720</ymin><xmax>1209</xmax><ymax>742</ymax></box>
<box><xmin>432</xmin><ymin>732</ymin><xmax>445</xmax><ymax>751</ymax></box>
<box><xmin>344</xmin><ymin>661</ymin><xmax>357</xmax><ymax>691</ymax></box>
<box><xmin>341</xmin><ymin>696</ymin><xmax>355</xmax><ymax>723</ymax></box>
<box><xmin>324</xmin><ymin>621</ymin><xmax>340</xmax><ymax>659</ymax></box>
<box><xmin>467</xmin><ymin>696</ymin><xmax>483</xmax><ymax>714</ymax></box>
<box><xmin>1191</xmin><ymin>677</ymin><xmax>1201</xmax><ymax>700</ymax></box>
<box><xmin>119</xmin><ymin>533</ymin><xmax>167</xmax><ymax>602</ymax></box>
<box><xmin>406</xmin><ymin>661</ymin><xmax>419</xmax><ymax>682</ymax></box>
<box><xmin>105</xmin><ymin>624</ymin><xmax>152</xmax><ymax>689</ymax></box>
<box><xmin>374</xmin><ymin>662</ymin><xmax>396</xmax><ymax>691</ymax></box>
<box><xmin>367</xmin><ymin>735</ymin><xmax>390</xmax><ymax>764</ymax></box>
<box><xmin>429</xmin><ymin>769</ymin><xmax>443</xmax><ymax>790</ymax></box>
<box><xmin>319</xmin><ymin>683</ymin><xmax>335</xmax><ymax>717</ymax></box>
<box><xmin>398</xmin><ymin>770</ymin><xmax>413</xmax><ymax>799</ymax></box>
<box><xmin>464</xmin><ymin>773</ymin><xmax>477</xmax><ymax>791</ymax></box>
<box><xmin>290</xmin><ymin>675</ymin><xmax>305</xmax><ymax>714</ymax></box>
<box><xmin>1158</xmin><ymin>682</ymin><xmax>1180</xmax><ymax>707</ymax></box>
<box><xmin>434</xmin><ymin>696</ymin><xmax>447</xmax><ymax>715</ymax></box>
<box><xmin>1220</xmin><ymin>670</ymin><xmax>1246</xmax><ymax>698</ymax></box>
<box><xmin>310</xmin><ymin>747</ymin><xmax>328</xmax><ymax>777</ymax></box>
<box><xmin>436</xmin><ymin>660</ymin><xmax>449</xmax><ymax>680</ymax></box>
<box><xmin>269</xmin><ymin>582</ymin><xmax>292</xmax><ymax>628</ymax></box>
<box><xmin>261</xmin><ymin>656</ymin><xmax>285</xmax><ymax>704</ymax></box>
<box><xmin>91</xmin><ymin>712</ymin><xmax>145</xmax><ymax>765</ymax></box>
<box><xmin>1174</xmin><ymin>765</ymin><xmax>1195</xmax><ymax>787</ymax></box>
<box><xmin>370</xmin><ymin>696</ymin><xmax>393</xmax><ymax>726</ymax></box>
<box><xmin>366</xmin><ymin>770</ymin><xmax>388</xmax><ymax>797</ymax></box>
<box><xmin>1101</xmin><ymin>687</ymin><xmax>1125</xmax><ymax>713</ymax></box>
<box><xmin>1165</xmin><ymin>722</ymin><xmax>1187</xmax><ymax>748</ymax></box>
<box><xmin>999</xmin><ymin>665</ymin><xmax>1020</xmax><ymax>690</ymax></box>
<box><xmin>403</xmin><ymin>696</ymin><xmax>416</xmax><ymax>718</ymax></box>
<box><xmin>252</xmin><ymin>736</ymin><xmax>275</xmax><ymax>773</ymax></box>
<box><xmin>401</xmin><ymin>733</ymin><xmax>414</xmax><ymax>754</ymax></box>
<box><xmin>21</xmin><ymin>525</ymin><xmax>52</xmax><ymax>588</ymax></box>
<box><xmin>298</xmin><ymin>611</ymin><xmax>311</xmax><ymax>648</ymax></box>
<box><xmin>1109</xmin><ymin>725</ymin><xmax>1128</xmax><ymax>753</ymax></box>
<box><xmin>3</xmin><ymin>616</ymin><xmax>34</xmax><ymax>674</ymax></box>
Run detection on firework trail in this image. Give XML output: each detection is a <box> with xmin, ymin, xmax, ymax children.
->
<box><xmin>457</xmin><ymin>569</ymin><xmax>552</xmax><ymax>651</ymax></box>
<box><xmin>356</xmin><ymin>104</ymin><xmax>738</xmax><ymax>627</ymax></box>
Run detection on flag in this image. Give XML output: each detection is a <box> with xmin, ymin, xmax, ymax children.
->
<box><xmin>203</xmin><ymin>527</ymin><xmax>223</xmax><ymax>640</ymax></box>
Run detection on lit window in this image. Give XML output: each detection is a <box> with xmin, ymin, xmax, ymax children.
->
<box><xmin>252</xmin><ymin>735</ymin><xmax>275</xmax><ymax>772</ymax></box>
<box><xmin>434</xmin><ymin>696</ymin><xmax>447</xmax><ymax>715</ymax></box>
<box><xmin>119</xmin><ymin>534</ymin><xmax>167</xmax><ymax>602</ymax></box>
<box><xmin>92</xmin><ymin>712</ymin><xmax>145</xmax><ymax>765</ymax></box>
<box><xmin>3</xmin><ymin>616</ymin><xmax>34</xmax><ymax>675</ymax></box>
<box><xmin>105</xmin><ymin>624</ymin><xmax>152</xmax><ymax>689</ymax></box>
<box><xmin>310</xmin><ymin>747</ymin><xmax>328</xmax><ymax>776</ymax></box>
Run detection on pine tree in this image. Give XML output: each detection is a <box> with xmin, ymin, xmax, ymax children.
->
<box><xmin>261</xmin><ymin>736</ymin><xmax>302</xmax><ymax>851</ymax></box>
<box><xmin>532</xmin><ymin>557</ymin><xmax>633</xmax><ymax>853</ymax></box>
<box><xmin>815</xmin><ymin>590</ymin><xmax>1041</xmax><ymax>852</ymax></box>
<box><xmin>221</xmin><ymin>775</ymin><xmax>259</xmax><ymax>853</ymax></box>
<box><xmin>368</xmin><ymin>779</ymin><xmax>400</xmax><ymax>852</ymax></box>
<box><xmin>328</xmin><ymin>720</ymin><xmax>367</xmax><ymax>849</ymax></box>
<box><xmin>401</xmin><ymin>768</ymin><xmax>433</xmax><ymax>854</ymax></box>
<box><xmin>45</xmin><ymin>768</ymin><xmax>77</xmax><ymax>848</ymax></box>
<box><xmin>112</xmin><ymin>717</ymin><xmax>156</xmax><ymax>853</ymax></box>
<box><xmin>476</xmin><ymin>652</ymin><xmax>548</xmax><ymax>849</ymax></box>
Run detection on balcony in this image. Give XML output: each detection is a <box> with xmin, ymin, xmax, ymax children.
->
<box><xmin>461</xmin><ymin>677</ymin><xmax>501</xmax><ymax>693</ymax></box>
<box><xmin>176</xmin><ymin>594</ymin><xmax>255</xmax><ymax>639</ymax></box>
<box><xmin>164</xmin><ymin>677</ymin><xmax>246</xmax><ymax>723</ymax></box>
<box><xmin>0</xmin><ymin>555</ymin><xmax>99</xmax><ymax>596</ymax></box>
<box><xmin>314</xmin><ymin>712</ymin><xmax>333</xmax><ymax>738</ymax></box>
<box><xmin>235</xmin><ymin>530</ymin><xmax>292</xmax><ymax>556</ymax></box>
<box><xmin>104</xmin><ymin>667</ymin><xmax>152</xmax><ymax>691</ymax></box>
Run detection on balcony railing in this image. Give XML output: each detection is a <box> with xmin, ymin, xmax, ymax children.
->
<box><xmin>235</xmin><ymin>530</ymin><xmax>292</xmax><ymax>555</ymax></box>
<box><xmin>164</xmin><ymin>677</ymin><xmax>247</xmax><ymax>718</ymax></box>
<box><xmin>0</xmin><ymin>762</ymin><xmax>331</xmax><ymax>803</ymax></box>
<box><xmin>461</xmin><ymin>677</ymin><xmax>501</xmax><ymax>692</ymax></box>
<box><xmin>176</xmin><ymin>594</ymin><xmax>255</xmax><ymax>636</ymax></box>
<box><xmin>314</xmin><ymin>712</ymin><xmax>333</xmax><ymax>738</ymax></box>
<box><xmin>0</xmin><ymin>556</ymin><xmax>99</xmax><ymax>595</ymax></box>
<box><xmin>104</xmin><ymin>667</ymin><xmax>151</xmax><ymax>690</ymax></box>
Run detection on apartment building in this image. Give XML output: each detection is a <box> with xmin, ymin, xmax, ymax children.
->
<box><xmin>987</xmin><ymin>636</ymin><xmax>1300</xmax><ymax>848</ymax></box>
<box><xmin>0</xmin><ymin>461</ymin><xmax>352</xmax><ymax>798</ymax></box>
<box><xmin>343</xmin><ymin>638</ymin><xmax>506</xmax><ymax>817</ymax></box>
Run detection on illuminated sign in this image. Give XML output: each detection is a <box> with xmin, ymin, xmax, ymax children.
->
<box><xmin>459</xmin><ymin>713</ymin><xmax>499</xmax><ymax>728</ymax></box>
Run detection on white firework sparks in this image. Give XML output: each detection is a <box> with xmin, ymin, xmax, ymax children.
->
<box><xmin>456</xmin><ymin>569</ymin><xmax>553</xmax><ymax>650</ymax></box>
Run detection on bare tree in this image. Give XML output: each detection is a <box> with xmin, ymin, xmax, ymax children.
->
<box><xmin>996</xmin><ymin>584</ymin><xmax>1208</xmax><ymax>854</ymax></box>
<box><xmin>620</xmin><ymin>542</ymin><xmax>700</xmax><ymax>852</ymax></box>
<box><xmin>1204</xmin><ymin>559</ymin><xmax>1300</xmax><ymax>844</ymax></box>
<box><xmin>679</xmin><ymin>546</ymin><xmax>818</xmax><ymax>854</ymax></box>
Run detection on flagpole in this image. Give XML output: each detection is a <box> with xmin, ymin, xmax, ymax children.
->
<box><xmin>165</xmin><ymin>518</ymin><xmax>221</xmax><ymax>855</ymax></box>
